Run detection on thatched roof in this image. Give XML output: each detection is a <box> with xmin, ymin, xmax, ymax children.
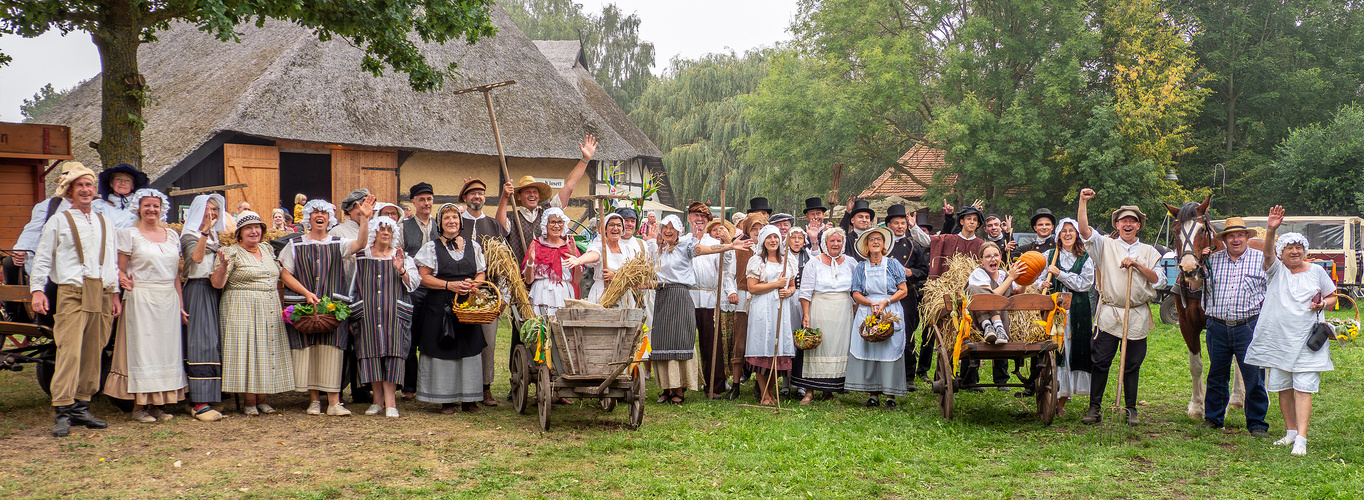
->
<box><xmin>37</xmin><ymin>6</ymin><xmax>650</xmax><ymax>186</ymax></box>
<box><xmin>533</xmin><ymin>40</ymin><xmax>662</xmax><ymax>159</ymax></box>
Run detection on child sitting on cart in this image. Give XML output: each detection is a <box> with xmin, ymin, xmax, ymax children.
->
<box><xmin>966</xmin><ymin>242</ymin><xmax>1028</xmax><ymax>344</ymax></box>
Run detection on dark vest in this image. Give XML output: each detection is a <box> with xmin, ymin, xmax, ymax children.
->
<box><xmin>417</xmin><ymin>239</ymin><xmax>485</xmax><ymax>360</ymax></box>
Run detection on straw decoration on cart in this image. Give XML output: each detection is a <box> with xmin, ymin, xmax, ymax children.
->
<box><xmin>597</xmin><ymin>253</ymin><xmax>657</xmax><ymax>308</ymax></box>
<box><xmin>482</xmin><ymin>236</ymin><xmax>534</xmax><ymax>319</ymax></box>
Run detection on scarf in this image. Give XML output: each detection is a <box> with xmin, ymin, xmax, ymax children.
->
<box><xmin>528</xmin><ymin>236</ymin><xmax>578</xmax><ymax>284</ymax></box>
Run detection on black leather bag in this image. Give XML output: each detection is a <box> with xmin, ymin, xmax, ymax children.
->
<box><xmin>1307</xmin><ymin>320</ymin><xmax>1334</xmax><ymax>352</ymax></box>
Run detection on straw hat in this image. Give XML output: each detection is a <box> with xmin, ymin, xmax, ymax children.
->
<box><xmin>233</xmin><ymin>210</ymin><xmax>267</xmax><ymax>236</ymax></box>
<box><xmin>704</xmin><ymin>218</ymin><xmax>734</xmax><ymax>236</ymax></box>
<box><xmin>56</xmin><ymin>162</ymin><xmax>97</xmax><ymax>197</ymax></box>
<box><xmin>1217</xmin><ymin>217</ymin><xmax>1252</xmax><ymax>239</ymax></box>
<box><xmin>514</xmin><ymin>175</ymin><xmax>552</xmax><ymax>200</ymax></box>
<box><xmin>856</xmin><ymin>227</ymin><xmax>894</xmax><ymax>257</ymax></box>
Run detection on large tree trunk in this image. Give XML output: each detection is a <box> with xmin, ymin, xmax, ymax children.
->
<box><xmin>90</xmin><ymin>3</ymin><xmax>144</xmax><ymax>170</ymax></box>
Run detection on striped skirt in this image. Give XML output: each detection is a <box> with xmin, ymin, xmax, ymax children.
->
<box><xmin>650</xmin><ymin>284</ymin><xmax>696</xmax><ymax>361</ymax></box>
<box><xmin>182</xmin><ymin>279</ymin><xmax>222</xmax><ymax>402</ymax></box>
<box><xmin>359</xmin><ymin>356</ymin><xmax>405</xmax><ymax>385</ymax></box>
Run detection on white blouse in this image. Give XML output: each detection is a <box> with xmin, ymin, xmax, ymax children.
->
<box><xmin>1037</xmin><ymin>249</ymin><xmax>1096</xmax><ymax>293</ymax></box>
<box><xmin>746</xmin><ymin>254</ymin><xmax>800</xmax><ymax>289</ymax></box>
<box><xmin>656</xmin><ymin>235</ymin><xmax>699</xmax><ymax>286</ymax></box>
<box><xmin>691</xmin><ymin>234</ymin><xmax>734</xmax><ymax>306</ymax></box>
<box><xmin>414</xmin><ymin>240</ymin><xmax>486</xmax><ymax>273</ymax></box>
<box><xmin>118</xmin><ymin>227</ymin><xmax>181</xmax><ymax>283</ymax></box>
<box><xmin>968</xmin><ymin>268</ymin><xmax>1019</xmax><ymax>293</ymax></box>
<box><xmin>799</xmin><ymin>254</ymin><xmax>855</xmax><ymax>300</ymax></box>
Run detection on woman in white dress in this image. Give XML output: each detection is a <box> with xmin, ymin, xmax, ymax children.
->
<box><xmin>1246</xmin><ymin>206</ymin><xmax>1337</xmax><ymax>456</ymax></box>
<box><xmin>1037</xmin><ymin>218</ymin><xmax>1095</xmax><ymax>416</ymax></box>
<box><xmin>745</xmin><ymin>225</ymin><xmax>799</xmax><ymax>406</ymax></box>
<box><xmin>581</xmin><ymin>213</ymin><xmax>641</xmax><ymax>305</ymax></box>
<box><xmin>793</xmin><ymin>228</ymin><xmax>856</xmax><ymax>404</ymax></box>
<box><xmin>105</xmin><ymin>189</ymin><xmax>188</xmax><ymax>422</ymax></box>
<box><xmin>846</xmin><ymin>228</ymin><xmax>909</xmax><ymax>409</ymax></box>
<box><xmin>523</xmin><ymin>208</ymin><xmax>585</xmax><ymax>316</ymax></box>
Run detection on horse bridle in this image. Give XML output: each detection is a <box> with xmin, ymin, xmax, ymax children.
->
<box><xmin>1173</xmin><ymin>212</ymin><xmax>1215</xmax><ymax>308</ymax></box>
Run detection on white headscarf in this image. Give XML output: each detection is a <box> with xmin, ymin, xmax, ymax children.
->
<box><xmin>302</xmin><ymin>199</ymin><xmax>338</xmax><ymax>231</ymax></box>
<box><xmin>368</xmin><ymin>215</ymin><xmax>402</xmax><ymax>248</ymax></box>
<box><xmin>374</xmin><ymin>202</ymin><xmax>401</xmax><ymax>219</ymax></box>
<box><xmin>126</xmin><ymin>188</ymin><xmax>169</xmax><ymax>222</ymax></box>
<box><xmin>184</xmin><ymin>194</ymin><xmax>227</xmax><ymax>239</ymax></box>
<box><xmin>1276</xmin><ymin>232</ymin><xmax>1309</xmax><ymax>255</ymax></box>
<box><xmin>756</xmin><ymin>224</ymin><xmax>784</xmax><ymax>259</ymax></box>
<box><xmin>541</xmin><ymin>207</ymin><xmax>568</xmax><ymax>237</ymax></box>
<box><xmin>1054</xmin><ymin>217</ymin><xmax>1081</xmax><ymax>253</ymax></box>
<box><xmin>659</xmin><ymin>214</ymin><xmax>684</xmax><ymax>233</ymax></box>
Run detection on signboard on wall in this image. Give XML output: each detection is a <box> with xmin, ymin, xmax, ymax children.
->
<box><xmin>538</xmin><ymin>178</ymin><xmax>565</xmax><ymax>189</ymax></box>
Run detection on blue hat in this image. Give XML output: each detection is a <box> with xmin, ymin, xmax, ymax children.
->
<box><xmin>98</xmin><ymin>163</ymin><xmax>149</xmax><ymax>198</ymax></box>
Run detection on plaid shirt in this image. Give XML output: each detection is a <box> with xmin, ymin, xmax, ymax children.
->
<box><xmin>1202</xmin><ymin>248</ymin><xmax>1268</xmax><ymax>321</ymax></box>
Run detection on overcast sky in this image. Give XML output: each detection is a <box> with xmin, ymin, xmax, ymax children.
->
<box><xmin>0</xmin><ymin>1</ymin><xmax>796</xmax><ymax>122</ymax></box>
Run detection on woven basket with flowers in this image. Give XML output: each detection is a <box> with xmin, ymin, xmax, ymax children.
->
<box><xmin>794</xmin><ymin>327</ymin><xmax>823</xmax><ymax>350</ymax></box>
<box><xmin>452</xmin><ymin>280</ymin><xmax>505</xmax><ymax>324</ymax></box>
<box><xmin>859</xmin><ymin>311</ymin><xmax>900</xmax><ymax>343</ymax></box>
<box><xmin>285</xmin><ymin>297</ymin><xmax>351</xmax><ymax>334</ymax></box>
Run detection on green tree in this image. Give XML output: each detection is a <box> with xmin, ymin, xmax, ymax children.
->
<box><xmin>628</xmin><ymin>51</ymin><xmax>771</xmax><ymax>209</ymax></box>
<box><xmin>1266</xmin><ymin>103</ymin><xmax>1364</xmax><ymax>216</ymax></box>
<box><xmin>0</xmin><ymin>0</ymin><xmax>497</xmax><ymax>169</ymax></box>
<box><xmin>20</xmin><ymin>83</ymin><xmax>73</xmax><ymax>123</ymax></box>
<box><xmin>504</xmin><ymin>0</ymin><xmax>655</xmax><ymax>112</ymax></box>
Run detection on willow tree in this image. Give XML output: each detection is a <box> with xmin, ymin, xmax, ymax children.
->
<box><xmin>628</xmin><ymin>51</ymin><xmax>771</xmax><ymax>210</ymax></box>
<box><xmin>504</xmin><ymin>0</ymin><xmax>655</xmax><ymax>112</ymax></box>
<box><xmin>0</xmin><ymin>0</ymin><xmax>497</xmax><ymax>169</ymax></box>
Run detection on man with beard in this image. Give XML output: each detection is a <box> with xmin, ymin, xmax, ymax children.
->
<box><xmin>453</xmin><ymin>178</ymin><xmax>506</xmax><ymax>407</ymax></box>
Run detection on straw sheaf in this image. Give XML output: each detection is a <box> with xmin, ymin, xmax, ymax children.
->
<box><xmin>36</xmin><ymin>6</ymin><xmax>653</xmax><ymax>191</ymax></box>
<box><xmin>481</xmin><ymin>236</ymin><xmax>533</xmax><ymax>320</ymax></box>
<box><xmin>918</xmin><ymin>254</ymin><xmax>1050</xmax><ymax>343</ymax></box>
<box><xmin>597</xmin><ymin>252</ymin><xmax>657</xmax><ymax>308</ymax></box>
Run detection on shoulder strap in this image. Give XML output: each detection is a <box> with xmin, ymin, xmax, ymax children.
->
<box><xmin>97</xmin><ymin>214</ymin><xmax>107</xmax><ymax>264</ymax></box>
<box><xmin>63</xmin><ymin>211</ymin><xmax>85</xmax><ymax>263</ymax></box>
<box><xmin>43</xmin><ymin>197</ymin><xmax>64</xmax><ymax>224</ymax></box>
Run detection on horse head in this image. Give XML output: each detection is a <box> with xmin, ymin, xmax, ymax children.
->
<box><xmin>1163</xmin><ymin>195</ymin><xmax>1213</xmax><ymax>277</ymax></box>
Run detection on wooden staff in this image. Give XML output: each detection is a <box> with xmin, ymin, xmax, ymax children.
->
<box><xmin>453</xmin><ymin>80</ymin><xmax>527</xmax><ymax>259</ymax></box>
<box><xmin>710</xmin><ymin>173</ymin><xmax>728</xmax><ymax>396</ymax></box>
<box><xmin>830</xmin><ymin>163</ymin><xmax>844</xmax><ymax>205</ymax></box>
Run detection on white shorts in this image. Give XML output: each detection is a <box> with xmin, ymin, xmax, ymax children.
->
<box><xmin>1265</xmin><ymin>368</ymin><xmax>1320</xmax><ymax>394</ymax></box>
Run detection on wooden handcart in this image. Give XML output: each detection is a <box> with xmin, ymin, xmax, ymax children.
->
<box><xmin>509</xmin><ymin>308</ymin><xmax>647</xmax><ymax>430</ymax></box>
<box><xmin>930</xmin><ymin>293</ymin><xmax>1071</xmax><ymax>425</ymax></box>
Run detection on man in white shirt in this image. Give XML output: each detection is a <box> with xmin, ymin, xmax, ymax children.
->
<box><xmin>30</xmin><ymin>163</ymin><xmax>122</xmax><ymax>437</ymax></box>
<box><xmin>1076</xmin><ymin>188</ymin><xmax>1162</xmax><ymax>426</ymax></box>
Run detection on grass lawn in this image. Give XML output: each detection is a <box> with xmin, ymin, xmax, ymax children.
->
<box><xmin>1</xmin><ymin>308</ymin><xmax>1362</xmax><ymax>499</ymax></box>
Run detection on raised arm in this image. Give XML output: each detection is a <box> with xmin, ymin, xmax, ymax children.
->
<box><xmin>1263</xmin><ymin>205</ymin><xmax>1283</xmax><ymax>271</ymax></box>
<box><xmin>555</xmin><ymin>135</ymin><xmax>597</xmax><ymax>207</ymax></box>
<box><xmin>1077</xmin><ymin>188</ymin><xmax>1095</xmax><ymax>240</ymax></box>
<box><xmin>346</xmin><ymin>195</ymin><xmax>375</xmax><ymax>255</ymax></box>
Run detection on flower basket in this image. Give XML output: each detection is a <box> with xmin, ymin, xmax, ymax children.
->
<box><xmin>1329</xmin><ymin>293</ymin><xmax>1359</xmax><ymax>345</ymax></box>
<box><xmin>794</xmin><ymin>327</ymin><xmax>823</xmax><ymax>350</ymax></box>
<box><xmin>453</xmin><ymin>280</ymin><xmax>505</xmax><ymax>324</ymax></box>
<box><xmin>859</xmin><ymin>312</ymin><xmax>900</xmax><ymax>343</ymax></box>
<box><xmin>287</xmin><ymin>297</ymin><xmax>350</xmax><ymax>334</ymax></box>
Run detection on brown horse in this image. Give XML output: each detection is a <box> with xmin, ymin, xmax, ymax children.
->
<box><xmin>1163</xmin><ymin>198</ymin><xmax>1247</xmax><ymax>420</ymax></box>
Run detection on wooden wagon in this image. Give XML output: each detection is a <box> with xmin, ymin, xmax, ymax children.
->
<box><xmin>508</xmin><ymin>308</ymin><xmax>647</xmax><ymax>430</ymax></box>
<box><xmin>929</xmin><ymin>293</ymin><xmax>1071</xmax><ymax>425</ymax></box>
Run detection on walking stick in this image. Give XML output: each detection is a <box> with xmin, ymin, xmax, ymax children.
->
<box><xmin>1107</xmin><ymin>267</ymin><xmax>1135</xmax><ymax>440</ymax></box>
<box><xmin>710</xmin><ymin>174</ymin><xmax>727</xmax><ymax>398</ymax></box>
<box><xmin>740</xmin><ymin>246</ymin><xmax>790</xmax><ymax>413</ymax></box>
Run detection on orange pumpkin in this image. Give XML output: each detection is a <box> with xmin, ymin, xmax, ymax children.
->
<box><xmin>1015</xmin><ymin>251</ymin><xmax>1046</xmax><ymax>286</ymax></box>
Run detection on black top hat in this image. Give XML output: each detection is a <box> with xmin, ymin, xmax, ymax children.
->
<box><xmin>97</xmin><ymin>163</ymin><xmax>149</xmax><ymax>199</ymax></box>
<box><xmin>1029</xmin><ymin>208</ymin><xmax>1057</xmax><ymax>228</ymax></box>
<box><xmin>747</xmin><ymin>197</ymin><xmax>772</xmax><ymax>214</ymax></box>
<box><xmin>885</xmin><ymin>203</ymin><xmax>909</xmax><ymax>222</ymax></box>
<box><xmin>409</xmin><ymin>182</ymin><xmax>434</xmax><ymax>200</ymax></box>
<box><xmin>957</xmin><ymin>205</ymin><xmax>983</xmax><ymax>224</ymax></box>
<box><xmin>849</xmin><ymin>199</ymin><xmax>875</xmax><ymax>219</ymax></box>
<box><xmin>803</xmin><ymin>197</ymin><xmax>828</xmax><ymax>214</ymax></box>
<box><xmin>915</xmin><ymin>212</ymin><xmax>933</xmax><ymax>232</ymax></box>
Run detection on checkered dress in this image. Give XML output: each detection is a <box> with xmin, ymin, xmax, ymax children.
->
<box><xmin>219</xmin><ymin>244</ymin><xmax>295</xmax><ymax>394</ymax></box>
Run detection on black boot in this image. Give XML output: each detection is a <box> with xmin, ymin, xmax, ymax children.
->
<box><xmin>723</xmin><ymin>382</ymin><xmax>741</xmax><ymax>401</ymax></box>
<box><xmin>1080</xmin><ymin>405</ymin><xmax>1103</xmax><ymax>425</ymax></box>
<box><xmin>68</xmin><ymin>400</ymin><xmax>108</xmax><ymax>429</ymax></box>
<box><xmin>52</xmin><ymin>405</ymin><xmax>72</xmax><ymax>437</ymax></box>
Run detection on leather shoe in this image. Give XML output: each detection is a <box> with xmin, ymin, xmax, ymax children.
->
<box><xmin>69</xmin><ymin>400</ymin><xmax>108</xmax><ymax>429</ymax></box>
<box><xmin>1125</xmin><ymin>407</ymin><xmax>1140</xmax><ymax>426</ymax></box>
<box><xmin>723</xmin><ymin>383</ymin><xmax>741</xmax><ymax>401</ymax></box>
<box><xmin>1250</xmin><ymin>429</ymin><xmax>1269</xmax><ymax>439</ymax></box>
<box><xmin>52</xmin><ymin>405</ymin><xmax>72</xmax><ymax>437</ymax></box>
<box><xmin>1080</xmin><ymin>405</ymin><xmax>1102</xmax><ymax>425</ymax></box>
<box><xmin>883</xmin><ymin>399</ymin><xmax>898</xmax><ymax>411</ymax></box>
<box><xmin>860</xmin><ymin>397</ymin><xmax>881</xmax><ymax>408</ymax></box>
<box><xmin>1199</xmin><ymin>420</ymin><xmax>1224</xmax><ymax>430</ymax></box>
<box><xmin>481</xmin><ymin>390</ymin><xmax>500</xmax><ymax>407</ymax></box>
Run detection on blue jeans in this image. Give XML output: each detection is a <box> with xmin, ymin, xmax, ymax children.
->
<box><xmin>1204</xmin><ymin>318</ymin><xmax>1269</xmax><ymax>430</ymax></box>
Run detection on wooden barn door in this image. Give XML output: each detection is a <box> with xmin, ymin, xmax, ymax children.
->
<box><xmin>332</xmin><ymin>150</ymin><xmax>398</xmax><ymax>205</ymax></box>
<box><xmin>223</xmin><ymin>144</ymin><xmax>279</xmax><ymax>217</ymax></box>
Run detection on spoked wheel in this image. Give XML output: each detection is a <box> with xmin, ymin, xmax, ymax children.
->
<box><xmin>931</xmin><ymin>325</ymin><xmax>954</xmax><ymax>420</ymax></box>
<box><xmin>628</xmin><ymin>370</ymin><xmax>645</xmax><ymax>430</ymax></box>
<box><xmin>600</xmin><ymin>397</ymin><xmax>617</xmax><ymax>412</ymax></box>
<box><xmin>1036</xmin><ymin>351</ymin><xmax>1059</xmax><ymax>425</ymax></box>
<box><xmin>511</xmin><ymin>345</ymin><xmax>530</xmax><ymax>414</ymax></box>
<box><xmin>538</xmin><ymin>363</ymin><xmax>553</xmax><ymax>431</ymax></box>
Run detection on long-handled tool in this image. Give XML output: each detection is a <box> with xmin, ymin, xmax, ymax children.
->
<box><xmin>453</xmin><ymin>80</ymin><xmax>527</xmax><ymax>260</ymax></box>
<box><xmin>1105</xmin><ymin>267</ymin><xmax>1136</xmax><ymax>443</ymax></box>
<box><xmin>709</xmin><ymin>174</ymin><xmax>728</xmax><ymax>398</ymax></box>
<box><xmin>740</xmin><ymin>247</ymin><xmax>791</xmax><ymax>414</ymax></box>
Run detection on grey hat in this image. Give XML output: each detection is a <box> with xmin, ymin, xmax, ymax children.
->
<box><xmin>615</xmin><ymin>207</ymin><xmax>639</xmax><ymax>221</ymax></box>
<box><xmin>341</xmin><ymin>188</ymin><xmax>370</xmax><ymax>212</ymax></box>
<box><xmin>769</xmin><ymin>213</ymin><xmax>795</xmax><ymax>225</ymax></box>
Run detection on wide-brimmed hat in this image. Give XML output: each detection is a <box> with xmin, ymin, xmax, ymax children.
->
<box><xmin>849</xmin><ymin>199</ymin><xmax>875</xmax><ymax>219</ymax></box>
<box><xmin>856</xmin><ymin>227</ymin><xmax>894</xmax><ymax>257</ymax></box>
<box><xmin>1029</xmin><ymin>208</ymin><xmax>1057</xmax><ymax>228</ymax></box>
<box><xmin>97</xmin><ymin>163</ymin><xmax>149</xmax><ymax>199</ymax></box>
<box><xmin>687</xmin><ymin>201</ymin><xmax>714</xmax><ymax>220</ymax></box>
<box><xmin>704</xmin><ymin>218</ymin><xmax>735</xmax><ymax>236</ymax></box>
<box><xmin>459</xmin><ymin>178</ymin><xmax>487</xmax><ymax>201</ymax></box>
<box><xmin>408</xmin><ymin>182</ymin><xmax>434</xmax><ymax>200</ymax></box>
<box><xmin>803</xmin><ymin>197</ymin><xmax>828</xmax><ymax>214</ymax></box>
<box><xmin>738</xmin><ymin>213</ymin><xmax>768</xmax><ymax>236</ymax></box>
<box><xmin>1217</xmin><ymin>217</ymin><xmax>1252</xmax><ymax>239</ymax></box>
<box><xmin>885</xmin><ymin>204</ymin><xmax>909</xmax><ymax>222</ymax></box>
<box><xmin>514</xmin><ymin>175</ymin><xmax>552</xmax><ymax>201</ymax></box>
<box><xmin>747</xmin><ymin>197</ymin><xmax>772</xmax><ymax>214</ymax></box>
<box><xmin>56</xmin><ymin>162</ymin><xmax>97</xmax><ymax>197</ymax></box>
<box><xmin>234</xmin><ymin>210</ymin><xmax>267</xmax><ymax>235</ymax></box>
<box><xmin>957</xmin><ymin>206</ymin><xmax>983</xmax><ymax>225</ymax></box>
<box><xmin>1110</xmin><ymin>205</ymin><xmax>1147</xmax><ymax>226</ymax></box>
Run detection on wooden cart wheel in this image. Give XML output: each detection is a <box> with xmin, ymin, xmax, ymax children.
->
<box><xmin>628</xmin><ymin>369</ymin><xmax>645</xmax><ymax>430</ymax></box>
<box><xmin>511</xmin><ymin>344</ymin><xmax>530</xmax><ymax>414</ymax></box>
<box><xmin>1036</xmin><ymin>350</ymin><xmax>1059</xmax><ymax>425</ymax></box>
<box><xmin>933</xmin><ymin>325</ymin><xmax>954</xmax><ymax>420</ymax></box>
<box><xmin>600</xmin><ymin>397</ymin><xmax>617</xmax><ymax>412</ymax></box>
<box><xmin>538</xmin><ymin>363</ymin><xmax>553</xmax><ymax>431</ymax></box>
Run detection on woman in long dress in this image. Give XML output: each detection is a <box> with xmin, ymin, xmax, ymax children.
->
<box><xmin>524</xmin><ymin>208</ymin><xmax>585</xmax><ymax>316</ymax></box>
<box><xmin>1246</xmin><ymin>206</ymin><xmax>1337</xmax><ymax>456</ymax></box>
<box><xmin>651</xmin><ymin>215</ymin><xmax>750</xmax><ymax>405</ymax></box>
<box><xmin>415</xmin><ymin>204</ymin><xmax>487</xmax><ymax>414</ymax></box>
<box><xmin>1038</xmin><ymin>218</ymin><xmax>1095</xmax><ymax>416</ymax></box>
<box><xmin>846</xmin><ymin>227</ymin><xmax>909</xmax><ymax>409</ymax></box>
<box><xmin>745</xmin><ymin>225</ymin><xmax>799</xmax><ymax>406</ymax></box>
<box><xmin>351</xmin><ymin>215</ymin><xmax>419</xmax><ymax>418</ymax></box>
<box><xmin>581</xmin><ymin>213</ymin><xmax>642</xmax><ymax>305</ymax></box>
<box><xmin>211</xmin><ymin>211</ymin><xmax>295</xmax><ymax>415</ymax></box>
<box><xmin>104</xmin><ymin>189</ymin><xmax>188</xmax><ymax>422</ymax></box>
<box><xmin>180</xmin><ymin>194</ymin><xmax>227</xmax><ymax>421</ymax></box>
<box><xmin>278</xmin><ymin>197</ymin><xmax>372</xmax><ymax>417</ymax></box>
<box><xmin>793</xmin><ymin>228</ymin><xmax>856</xmax><ymax>404</ymax></box>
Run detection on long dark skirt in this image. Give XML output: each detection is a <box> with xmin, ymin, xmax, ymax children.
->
<box><xmin>182</xmin><ymin>278</ymin><xmax>222</xmax><ymax>403</ymax></box>
<box><xmin>651</xmin><ymin>284</ymin><xmax>696</xmax><ymax>361</ymax></box>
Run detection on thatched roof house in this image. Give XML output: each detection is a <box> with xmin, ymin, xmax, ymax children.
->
<box><xmin>856</xmin><ymin>144</ymin><xmax>954</xmax><ymax>228</ymax></box>
<box><xmin>38</xmin><ymin>6</ymin><xmax>662</xmax><ymax>219</ymax></box>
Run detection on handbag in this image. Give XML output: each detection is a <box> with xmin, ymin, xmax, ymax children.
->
<box><xmin>1306</xmin><ymin>297</ymin><xmax>1334</xmax><ymax>352</ymax></box>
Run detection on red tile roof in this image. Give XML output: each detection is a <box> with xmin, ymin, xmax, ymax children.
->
<box><xmin>858</xmin><ymin>144</ymin><xmax>954</xmax><ymax>199</ymax></box>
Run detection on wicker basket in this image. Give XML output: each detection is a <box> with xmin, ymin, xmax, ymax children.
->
<box><xmin>452</xmin><ymin>280</ymin><xmax>505</xmax><ymax>324</ymax></box>
<box><xmin>859</xmin><ymin>313</ymin><xmax>899</xmax><ymax>343</ymax></box>
<box><xmin>793</xmin><ymin>328</ymin><xmax>823</xmax><ymax>350</ymax></box>
<box><xmin>293</xmin><ymin>313</ymin><xmax>340</xmax><ymax>334</ymax></box>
